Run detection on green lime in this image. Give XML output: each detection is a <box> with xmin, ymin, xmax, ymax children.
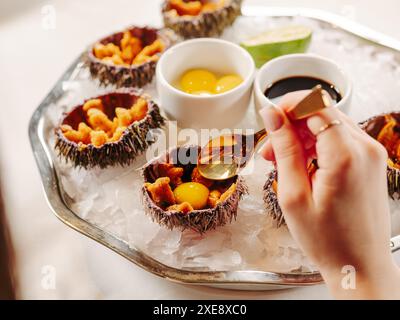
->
<box><xmin>240</xmin><ymin>25</ymin><xmax>313</xmax><ymax>68</ymax></box>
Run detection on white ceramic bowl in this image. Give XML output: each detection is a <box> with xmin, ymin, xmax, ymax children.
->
<box><xmin>156</xmin><ymin>38</ymin><xmax>255</xmax><ymax>129</ymax></box>
<box><xmin>254</xmin><ymin>53</ymin><xmax>352</xmax><ymax>113</ymax></box>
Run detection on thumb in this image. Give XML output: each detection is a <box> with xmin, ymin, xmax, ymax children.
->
<box><xmin>259</xmin><ymin>106</ymin><xmax>311</xmax><ymax>212</ymax></box>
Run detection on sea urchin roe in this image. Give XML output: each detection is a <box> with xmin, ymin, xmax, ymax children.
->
<box><xmin>61</xmin><ymin>123</ymin><xmax>92</xmax><ymax>145</ymax></box>
<box><xmin>115</xmin><ymin>107</ymin><xmax>133</xmax><ymax>127</ymax></box>
<box><xmin>207</xmin><ymin>189</ymin><xmax>222</xmax><ymax>208</ymax></box>
<box><xmin>145</xmin><ymin>177</ymin><xmax>176</xmax><ymax>207</ymax></box>
<box><xmin>109</xmin><ymin>126</ymin><xmax>127</xmax><ymax>142</ymax></box>
<box><xmin>82</xmin><ymin>98</ymin><xmax>104</xmax><ymax>112</ymax></box>
<box><xmin>373</xmin><ymin>115</ymin><xmax>400</xmax><ymax>169</ymax></box>
<box><xmin>121</xmin><ymin>32</ymin><xmax>142</xmax><ymax>63</ymax></box>
<box><xmin>173</xmin><ymin>182</ymin><xmax>210</xmax><ymax>210</ymax></box>
<box><xmin>169</xmin><ymin>0</ymin><xmax>202</xmax><ymax>16</ymax></box>
<box><xmin>132</xmin><ymin>39</ymin><xmax>165</xmax><ymax>65</ymax></box>
<box><xmin>130</xmin><ymin>95</ymin><xmax>149</xmax><ymax>121</ymax></box>
<box><xmin>177</xmin><ymin>69</ymin><xmax>243</xmax><ymax>95</ymax></box>
<box><xmin>90</xmin><ymin>130</ymin><xmax>108</xmax><ymax>147</ymax></box>
<box><xmin>144</xmin><ymin>161</ymin><xmax>236</xmax><ymax>214</ymax></box>
<box><xmin>377</xmin><ymin>119</ymin><xmax>397</xmax><ymax>154</ymax></box>
<box><xmin>167</xmin><ymin>202</ymin><xmax>194</xmax><ymax>214</ymax></box>
<box><xmin>61</xmin><ymin>97</ymin><xmax>148</xmax><ymax>147</ymax></box>
<box><xmin>93</xmin><ymin>30</ymin><xmax>164</xmax><ymax>66</ymax></box>
<box><xmin>93</xmin><ymin>43</ymin><xmax>121</xmax><ymax>59</ymax></box>
<box><xmin>158</xmin><ymin>163</ymin><xmax>184</xmax><ymax>187</ymax></box>
<box><xmin>87</xmin><ymin>108</ymin><xmax>115</xmax><ymax>133</ymax></box>
<box><xmin>168</xmin><ymin>0</ymin><xmax>225</xmax><ymax>16</ymax></box>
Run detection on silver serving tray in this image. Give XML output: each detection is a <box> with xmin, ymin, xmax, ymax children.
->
<box><xmin>29</xmin><ymin>6</ymin><xmax>400</xmax><ymax>290</ymax></box>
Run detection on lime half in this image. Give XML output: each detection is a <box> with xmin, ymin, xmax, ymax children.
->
<box><xmin>241</xmin><ymin>25</ymin><xmax>313</xmax><ymax>68</ymax></box>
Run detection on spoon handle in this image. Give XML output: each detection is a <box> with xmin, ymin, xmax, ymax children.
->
<box><xmin>254</xmin><ymin>128</ymin><xmax>268</xmax><ymax>146</ymax></box>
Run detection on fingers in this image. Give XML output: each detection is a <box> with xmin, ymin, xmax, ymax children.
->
<box><xmin>279</xmin><ymin>90</ymin><xmax>311</xmax><ymax>112</ymax></box>
<box><xmin>336</xmin><ymin>110</ymin><xmax>388</xmax><ymax>159</ymax></box>
<box><xmin>280</xmin><ymin>89</ymin><xmax>363</xmax><ymax>140</ymax></box>
<box><xmin>306</xmin><ymin>107</ymin><xmax>356</xmax><ymax>171</ymax></box>
<box><xmin>258</xmin><ymin>140</ymin><xmax>275</xmax><ymax>161</ymax></box>
<box><xmin>259</xmin><ymin>106</ymin><xmax>312</xmax><ymax>213</ymax></box>
<box><xmin>338</xmin><ymin>111</ymin><xmax>365</xmax><ymax>135</ymax></box>
<box><xmin>259</xmin><ymin>90</ymin><xmax>316</xmax><ymax>163</ymax></box>
<box><xmin>259</xmin><ymin>136</ymin><xmax>316</xmax><ymax>162</ymax></box>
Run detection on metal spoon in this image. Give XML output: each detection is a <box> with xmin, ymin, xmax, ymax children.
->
<box><xmin>197</xmin><ymin>85</ymin><xmax>331</xmax><ymax>180</ymax></box>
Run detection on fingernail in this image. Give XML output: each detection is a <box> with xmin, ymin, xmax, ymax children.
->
<box><xmin>259</xmin><ymin>106</ymin><xmax>284</xmax><ymax>132</ymax></box>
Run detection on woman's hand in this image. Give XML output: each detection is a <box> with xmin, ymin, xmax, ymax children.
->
<box><xmin>259</xmin><ymin>91</ymin><xmax>400</xmax><ymax>299</ymax></box>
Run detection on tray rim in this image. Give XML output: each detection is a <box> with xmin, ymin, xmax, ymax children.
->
<box><xmin>29</xmin><ymin>5</ymin><xmax>400</xmax><ymax>290</ymax></box>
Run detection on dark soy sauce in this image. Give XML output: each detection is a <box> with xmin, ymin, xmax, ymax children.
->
<box><xmin>264</xmin><ymin>76</ymin><xmax>342</xmax><ymax>104</ymax></box>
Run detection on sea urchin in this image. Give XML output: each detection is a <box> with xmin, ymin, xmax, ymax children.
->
<box><xmin>55</xmin><ymin>89</ymin><xmax>165</xmax><ymax>169</ymax></box>
<box><xmin>141</xmin><ymin>145</ymin><xmax>248</xmax><ymax>233</ymax></box>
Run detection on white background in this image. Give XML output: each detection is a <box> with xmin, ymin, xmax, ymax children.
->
<box><xmin>0</xmin><ymin>0</ymin><xmax>399</xmax><ymax>299</ymax></box>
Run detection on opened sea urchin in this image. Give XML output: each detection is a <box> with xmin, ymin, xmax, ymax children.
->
<box><xmin>162</xmin><ymin>0</ymin><xmax>242</xmax><ymax>39</ymax></box>
<box><xmin>361</xmin><ymin>112</ymin><xmax>400</xmax><ymax>199</ymax></box>
<box><xmin>263</xmin><ymin>162</ymin><xmax>318</xmax><ymax>227</ymax></box>
<box><xmin>85</xmin><ymin>26</ymin><xmax>176</xmax><ymax>88</ymax></box>
<box><xmin>55</xmin><ymin>89</ymin><xmax>165</xmax><ymax>169</ymax></box>
<box><xmin>141</xmin><ymin>145</ymin><xmax>247</xmax><ymax>233</ymax></box>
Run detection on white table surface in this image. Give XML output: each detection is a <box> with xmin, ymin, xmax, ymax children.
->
<box><xmin>1</xmin><ymin>0</ymin><xmax>399</xmax><ymax>299</ymax></box>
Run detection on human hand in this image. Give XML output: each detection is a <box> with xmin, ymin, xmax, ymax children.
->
<box><xmin>259</xmin><ymin>91</ymin><xmax>400</xmax><ymax>299</ymax></box>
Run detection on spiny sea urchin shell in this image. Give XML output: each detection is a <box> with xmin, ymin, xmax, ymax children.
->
<box><xmin>263</xmin><ymin>162</ymin><xmax>318</xmax><ymax>227</ymax></box>
<box><xmin>263</xmin><ymin>170</ymin><xmax>285</xmax><ymax>227</ymax></box>
<box><xmin>161</xmin><ymin>0</ymin><xmax>242</xmax><ymax>39</ymax></box>
<box><xmin>360</xmin><ymin>112</ymin><xmax>400</xmax><ymax>199</ymax></box>
<box><xmin>85</xmin><ymin>26</ymin><xmax>177</xmax><ymax>88</ymax></box>
<box><xmin>55</xmin><ymin>89</ymin><xmax>165</xmax><ymax>169</ymax></box>
<box><xmin>141</xmin><ymin>145</ymin><xmax>248</xmax><ymax>233</ymax></box>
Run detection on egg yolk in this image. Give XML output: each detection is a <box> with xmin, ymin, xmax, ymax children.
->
<box><xmin>178</xmin><ymin>69</ymin><xmax>243</xmax><ymax>95</ymax></box>
<box><xmin>180</xmin><ymin>69</ymin><xmax>217</xmax><ymax>95</ymax></box>
<box><xmin>215</xmin><ymin>75</ymin><xmax>243</xmax><ymax>93</ymax></box>
<box><xmin>173</xmin><ymin>182</ymin><xmax>209</xmax><ymax>210</ymax></box>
